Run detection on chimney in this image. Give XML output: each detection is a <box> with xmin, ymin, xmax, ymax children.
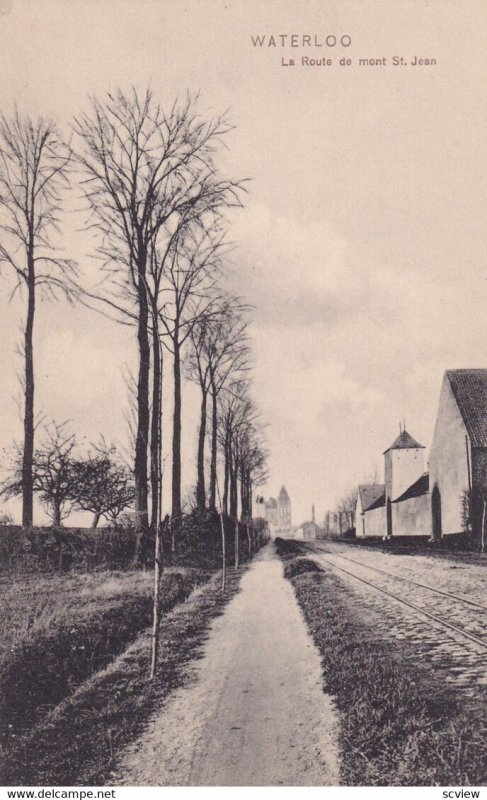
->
<box><xmin>312</xmin><ymin>504</ymin><xmax>315</xmax><ymax>523</ymax></box>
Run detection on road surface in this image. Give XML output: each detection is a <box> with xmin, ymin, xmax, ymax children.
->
<box><xmin>113</xmin><ymin>544</ymin><xmax>339</xmax><ymax>786</ymax></box>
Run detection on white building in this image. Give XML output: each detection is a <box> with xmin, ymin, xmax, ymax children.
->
<box><xmin>357</xmin><ymin>369</ymin><xmax>487</xmax><ymax>541</ymax></box>
<box><xmin>429</xmin><ymin>369</ymin><xmax>487</xmax><ymax>538</ymax></box>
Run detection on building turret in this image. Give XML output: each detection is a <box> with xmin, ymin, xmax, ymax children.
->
<box><xmin>276</xmin><ymin>485</ymin><xmax>292</xmax><ymax>536</ymax></box>
<box><xmin>383</xmin><ymin>428</ymin><xmax>424</xmax><ymax>537</ymax></box>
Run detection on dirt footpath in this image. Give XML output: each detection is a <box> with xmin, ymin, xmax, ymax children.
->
<box><xmin>113</xmin><ymin>544</ymin><xmax>339</xmax><ymax>786</ymax></box>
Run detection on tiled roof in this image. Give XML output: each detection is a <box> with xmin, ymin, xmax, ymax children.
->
<box><xmin>358</xmin><ymin>484</ymin><xmax>385</xmax><ymax>513</ymax></box>
<box><xmin>383</xmin><ymin>429</ymin><xmax>424</xmax><ymax>454</ymax></box>
<box><xmin>366</xmin><ymin>491</ymin><xmax>386</xmax><ymax>511</ymax></box>
<box><xmin>447</xmin><ymin>369</ymin><xmax>487</xmax><ymax>448</ymax></box>
<box><xmin>393</xmin><ymin>472</ymin><xmax>429</xmax><ymax>503</ymax></box>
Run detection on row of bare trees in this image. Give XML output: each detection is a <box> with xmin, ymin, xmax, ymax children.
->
<box><xmin>0</xmin><ymin>86</ymin><xmax>268</xmax><ymax>563</ymax></box>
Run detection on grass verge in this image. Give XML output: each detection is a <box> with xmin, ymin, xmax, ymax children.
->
<box><xmin>280</xmin><ymin>555</ymin><xmax>487</xmax><ymax>786</ymax></box>
<box><xmin>2</xmin><ymin>567</ymin><xmax>244</xmax><ymax>786</ymax></box>
<box><xmin>0</xmin><ymin>568</ymin><xmax>209</xmax><ymax>764</ymax></box>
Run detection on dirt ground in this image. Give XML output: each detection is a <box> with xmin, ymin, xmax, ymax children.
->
<box><xmin>112</xmin><ymin>544</ymin><xmax>339</xmax><ymax>786</ymax></box>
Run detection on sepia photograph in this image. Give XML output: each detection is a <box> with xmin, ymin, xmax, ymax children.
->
<box><xmin>0</xmin><ymin>0</ymin><xmax>485</xmax><ymax>792</ymax></box>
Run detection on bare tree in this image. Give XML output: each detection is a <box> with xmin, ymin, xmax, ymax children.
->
<box><xmin>71</xmin><ymin>442</ymin><xmax>135</xmax><ymax>527</ymax></box>
<box><xmin>207</xmin><ymin>301</ymin><xmax>250</xmax><ymax>511</ymax></box>
<box><xmin>217</xmin><ymin>384</ymin><xmax>247</xmax><ymax>517</ymax></box>
<box><xmin>73</xmin><ymin>87</ymin><xmax>240</xmax><ymax>559</ymax></box>
<box><xmin>186</xmin><ymin>296</ymin><xmax>250</xmax><ymax>511</ymax></box>
<box><xmin>337</xmin><ymin>487</ymin><xmax>358</xmax><ymax>533</ymax></box>
<box><xmin>156</xmin><ymin>226</ymin><xmax>226</xmax><ymax>536</ymax></box>
<box><xmin>0</xmin><ymin>110</ymin><xmax>75</xmax><ymax>528</ymax></box>
<box><xmin>239</xmin><ymin>434</ymin><xmax>268</xmax><ymax>522</ymax></box>
<box><xmin>186</xmin><ymin>315</ymin><xmax>214</xmax><ymax>510</ymax></box>
<box><xmin>1</xmin><ymin>422</ymin><xmax>78</xmax><ymax>526</ymax></box>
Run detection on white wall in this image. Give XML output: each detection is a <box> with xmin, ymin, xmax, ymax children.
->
<box><xmin>429</xmin><ymin>375</ymin><xmax>470</xmax><ymax>535</ymax></box>
<box><xmin>389</xmin><ymin>448</ymin><xmax>425</xmax><ymax>501</ymax></box>
<box><xmin>392</xmin><ymin>492</ymin><xmax>430</xmax><ymax>536</ymax></box>
<box><xmin>363</xmin><ymin>505</ymin><xmax>385</xmax><ymax>537</ymax></box>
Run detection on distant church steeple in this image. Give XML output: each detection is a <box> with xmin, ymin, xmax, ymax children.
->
<box><xmin>276</xmin><ymin>486</ymin><xmax>292</xmax><ymax>536</ymax></box>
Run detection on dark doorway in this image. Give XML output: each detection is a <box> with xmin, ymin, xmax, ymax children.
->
<box><xmin>432</xmin><ymin>484</ymin><xmax>442</xmax><ymax>541</ymax></box>
<box><xmin>386</xmin><ymin>498</ymin><xmax>393</xmax><ymax>538</ymax></box>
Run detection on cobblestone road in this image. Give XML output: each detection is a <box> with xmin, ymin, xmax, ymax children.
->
<box><xmin>306</xmin><ymin>542</ymin><xmax>487</xmax><ymax>694</ymax></box>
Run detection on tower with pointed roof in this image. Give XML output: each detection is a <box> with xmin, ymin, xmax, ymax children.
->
<box><xmin>276</xmin><ymin>485</ymin><xmax>292</xmax><ymax>536</ymax></box>
<box><xmin>384</xmin><ymin>427</ymin><xmax>425</xmax><ymax>537</ymax></box>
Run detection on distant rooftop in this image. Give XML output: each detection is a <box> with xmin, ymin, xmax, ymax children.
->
<box><xmin>358</xmin><ymin>484</ymin><xmax>385</xmax><ymax>513</ymax></box>
<box><xmin>383</xmin><ymin>429</ymin><xmax>424</xmax><ymax>454</ymax></box>
<box><xmin>297</xmin><ymin>520</ymin><xmax>320</xmax><ymax>529</ymax></box>
<box><xmin>366</xmin><ymin>490</ymin><xmax>386</xmax><ymax>511</ymax></box>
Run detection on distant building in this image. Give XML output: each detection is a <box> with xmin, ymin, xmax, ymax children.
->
<box><xmin>264</xmin><ymin>496</ymin><xmax>278</xmax><ymax>530</ymax></box>
<box><xmin>356</xmin><ymin>484</ymin><xmax>385</xmax><ymax>537</ymax></box>
<box><xmin>254</xmin><ymin>496</ymin><xmax>266</xmax><ymax>520</ymax></box>
<box><xmin>257</xmin><ymin>486</ymin><xmax>293</xmax><ymax>537</ymax></box>
<box><xmin>323</xmin><ymin>511</ymin><xmax>340</xmax><ymax>536</ymax></box>
<box><xmin>357</xmin><ymin>428</ymin><xmax>430</xmax><ymax>539</ymax></box>
<box><xmin>295</xmin><ymin>505</ymin><xmax>322</xmax><ymax>539</ymax></box>
<box><xmin>275</xmin><ymin>486</ymin><xmax>293</xmax><ymax>537</ymax></box>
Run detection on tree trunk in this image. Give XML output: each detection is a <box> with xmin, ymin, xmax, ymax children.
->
<box><xmin>196</xmin><ymin>388</ymin><xmax>208</xmax><ymax>509</ymax></box>
<box><xmin>150</xmin><ymin>325</ymin><xmax>163</xmax><ymax>532</ymax></box>
<box><xmin>247</xmin><ymin>521</ymin><xmax>252</xmax><ymax>558</ymax></box>
<box><xmin>92</xmin><ymin>511</ymin><xmax>101</xmax><ymax>528</ymax></box>
<box><xmin>209</xmin><ymin>381</ymin><xmax>218</xmax><ymax>510</ymax></box>
<box><xmin>219</xmin><ymin>511</ymin><xmax>226</xmax><ymax>591</ymax></box>
<box><xmin>234</xmin><ymin>517</ymin><xmax>239</xmax><ymax>568</ymax></box>
<box><xmin>172</xmin><ymin>335</ymin><xmax>182</xmax><ymax>547</ymax></box>
<box><xmin>22</xmin><ymin>260</ymin><xmax>35</xmax><ymax>529</ymax></box>
<box><xmin>53</xmin><ymin>500</ymin><xmax>62</xmax><ymax>528</ymax></box>
<box><xmin>230</xmin><ymin>459</ymin><xmax>238</xmax><ymax>519</ymax></box>
<box><xmin>149</xmin><ymin>516</ymin><xmax>163</xmax><ymax>679</ymax></box>
<box><xmin>134</xmin><ymin>252</ymin><xmax>150</xmax><ymax>563</ymax></box>
<box><xmin>481</xmin><ymin>497</ymin><xmax>486</xmax><ymax>555</ymax></box>
<box><xmin>240</xmin><ymin>471</ymin><xmax>246</xmax><ymax>522</ymax></box>
<box><xmin>223</xmin><ymin>441</ymin><xmax>230</xmax><ymax>516</ymax></box>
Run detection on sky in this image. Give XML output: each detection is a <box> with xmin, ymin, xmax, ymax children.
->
<box><xmin>0</xmin><ymin>0</ymin><xmax>485</xmax><ymax>526</ymax></box>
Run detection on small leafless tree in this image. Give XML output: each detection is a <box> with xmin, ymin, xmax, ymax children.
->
<box><xmin>71</xmin><ymin>442</ymin><xmax>135</xmax><ymax>527</ymax></box>
<box><xmin>1</xmin><ymin>422</ymin><xmax>78</xmax><ymax>526</ymax></box>
<box><xmin>0</xmin><ymin>110</ymin><xmax>76</xmax><ymax>528</ymax></box>
<box><xmin>217</xmin><ymin>385</ymin><xmax>263</xmax><ymax>520</ymax></box>
<box><xmin>337</xmin><ymin>487</ymin><xmax>358</xmax><ymax>533</ymax></box>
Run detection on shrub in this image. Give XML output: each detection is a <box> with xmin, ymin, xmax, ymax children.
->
<box><xmin>274</xmin><ymin>537</ymin><xmax>304</xmax><ymax>559</ymax></box>
<box><xmin>284</xmin><ymin>557</ymin><xmax>323</xmax><ymax>580</ymax></box>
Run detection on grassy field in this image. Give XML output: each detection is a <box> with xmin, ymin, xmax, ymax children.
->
<box><xmin>2</xmin><ymin>567</ymin><xmax>245</xmax><ymax>786</ymax></box>
<box><xmin>0</xmin><ymin>565</ymin><xmax>211</xmax><ymax>781</ymax></box>
<box><xmin>276</xmin><ymin>543</ymin><xmax>487</xmax><ymax>786</ymax></box>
